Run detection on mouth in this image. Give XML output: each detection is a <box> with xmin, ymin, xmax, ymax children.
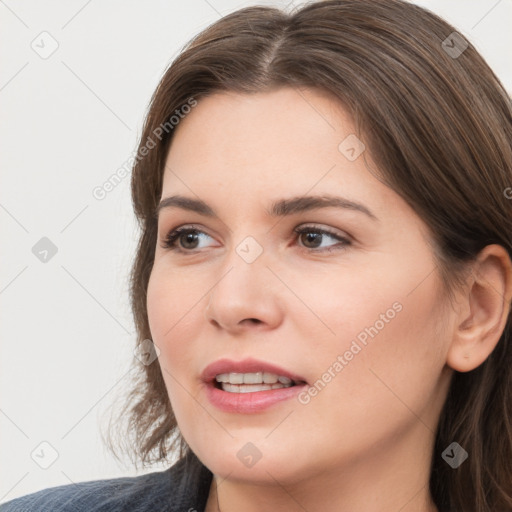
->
<box><xmin>201</xmin><ymin>357</ymin><xmax>308</xmax><ymax>390</ymax></box>
<box><xmin>201</xmin><ymin>357</ymin><xmax>308</xmax><ymax>413</ymax></box>
<box><xmin>213</xmin><ymin>371</ymin><xmax>307</xmax><ymax>393</ymax></box>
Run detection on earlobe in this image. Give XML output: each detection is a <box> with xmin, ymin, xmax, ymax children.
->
<box><xmin>446</xmin><ymin>244</ymin><xmax>512</xmax><ymax>373</ymax></box>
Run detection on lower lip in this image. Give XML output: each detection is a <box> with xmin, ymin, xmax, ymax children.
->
<box><xmin>204</xmin><ymin>382</ymin><xmax>308</xmax><ymax>413</ymax></box>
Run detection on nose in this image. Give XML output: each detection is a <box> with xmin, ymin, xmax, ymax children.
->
<box><xmin>204</xmin><ymin>249</ymin><xmax>285</xmax><ymax>334</ymax></box>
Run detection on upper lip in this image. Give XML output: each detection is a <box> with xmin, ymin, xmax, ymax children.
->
<box><xmin>201</xmin><ymin>357</ymin><xmax>308</xmax><ymax>385</ymax></box>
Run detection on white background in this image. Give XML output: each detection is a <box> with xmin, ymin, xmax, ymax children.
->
<box><xmin>1</xmin><ymin>0</ymin><xmax>511</xmax><ymax>503</ymax></box>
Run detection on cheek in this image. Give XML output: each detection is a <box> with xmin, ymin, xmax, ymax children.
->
<box><xmin>297</xmin><ymin>250</ymin><xmax>447</xmax><ymax>418</ymax></box>
<box><xmin>146</xmin><ymin>264</ymin><xmax>205</xmax><ymax>367</ymax></box>
<box><xmin>330</xmin><ymin>275</ymin><xmax>445</xmax><ymax>428</ymax></box>
<box><xmin>146</xmin><ymin>266</ymin><xmax>208</xmax><ymax>421</ymax></box>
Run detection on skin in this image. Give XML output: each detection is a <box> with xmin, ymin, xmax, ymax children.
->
<box><xmin>146</xmin><ymin>87</ymin><xmax>512</xmax><ymax>512</ymax></box>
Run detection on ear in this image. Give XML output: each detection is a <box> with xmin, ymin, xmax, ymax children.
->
<box><xmin>446</xmin><ymin>244</ymin><xmax>512</xmax><ymax>372</ymax></box>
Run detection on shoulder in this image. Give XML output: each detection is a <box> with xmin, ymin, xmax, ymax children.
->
<box><xmin>0</xmin><ymin>454</ymin><xmax>213</xmax><ymax>512</ymax></box>
<box><xmin>0</xmin><ymin>469</ymin><xmax>173</xmax><ymax>512</ymax></box>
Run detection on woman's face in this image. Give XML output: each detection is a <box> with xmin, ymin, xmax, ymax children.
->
<box><xmin>147</xmin><ymin>87</ymin><xmax>454</xmax><ymax>487</ymax></box>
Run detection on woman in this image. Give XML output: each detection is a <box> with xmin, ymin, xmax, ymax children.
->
<box><xmin>2</xmin><ymin>0</ymin><xmax>511</xmax><ymax>510</ymax></box>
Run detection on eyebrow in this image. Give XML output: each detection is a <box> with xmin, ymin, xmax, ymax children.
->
<box><xmin>155</xmin><ymin>194</ymin><xmax>378</xmax><ymax>222</ymax></box>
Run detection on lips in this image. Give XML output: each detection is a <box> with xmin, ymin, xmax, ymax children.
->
<box><xmin>200</xmin><ymin>357</ymin><xmax>308</xmax><ymax>386</ymax></box>
<box><xmin>201</xmin><ymin>357</ymin><xmax>309</xmax><ymax>413</ymax></box>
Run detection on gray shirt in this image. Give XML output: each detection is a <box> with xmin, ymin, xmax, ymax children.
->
<box><xmin>0</xmin><ymin>452</ymin><xmax>213</xmax><ymax>511</ymax></box>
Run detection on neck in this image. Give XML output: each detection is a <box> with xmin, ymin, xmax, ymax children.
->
<box><xmin>208</xmin><ymin>475</ymin><xmax>438</xmax><ymax>512</ymax></box>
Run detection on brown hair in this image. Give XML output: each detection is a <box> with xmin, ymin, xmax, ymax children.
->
<box><xmin>103</xmin><ymin>1</ymin><xmax>512</xmax><ymax>510</ymax></box>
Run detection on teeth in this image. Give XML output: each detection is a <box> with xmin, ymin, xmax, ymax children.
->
<box><xmin>243</xmin><ymin>372</ymin><xmax>262</xmax><ymax>384</ymax></box>
<box><xmin>229</xmin><ymin>373</ymin><xmax>244</xmax><ymax>384</ymax></box>
<box><xmin>215</xmin><ymin>372</ymin><xmax>294</xmax><ymax>385</ymax></box>
<box><xmin>221</xmin><ymin>382</ymin><xmax>292</xmax><ymax>393</ymax></box>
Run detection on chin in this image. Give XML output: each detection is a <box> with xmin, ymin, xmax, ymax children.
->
<box><xmin>195</xmin><ymin>440</ymin><xmax>315</xmax><ymax>486</ymax></box>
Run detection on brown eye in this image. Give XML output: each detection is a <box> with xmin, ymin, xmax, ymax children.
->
<box><xmin>299</xmin><ymin>231</ymin><xmax>324</xmax><ymax>249</ymax></box>
<box><xmin>179</xmin><ymin>230</ymin><xmax>200</xmax><ymax>249</ymax></box>
<box><xmin>161</xmin><ymin>227</ymin><xmax>215</xmax><ymax>251</ymax></box>
<box><xmin>294</xmin><ymin>226</ymin><xmax>351</xmax><ymax>252</ymax></box>
<box><xmin>160</xmin><ymin>225</ymin><xmax>351</xmax><ymax>254</ymax></box>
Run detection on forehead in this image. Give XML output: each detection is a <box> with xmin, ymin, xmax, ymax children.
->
<box><xmin>163</xmin><ymin>88</ymin><xmax>372</xmax><ymax>190</ymax></box>
<box><xmin>166</xmin><ymin>87</ymin><xmax>348</xmax><ymax>155</ymax></box>
<box><xmin>159</xmin><ymin>88</ymin><xmax>425</xmax><ymax>236</ymax></box>
<box><xmin>157</xmin><ymin>89</ymin><xmax>436</xmax><ymax>251</ymax></box>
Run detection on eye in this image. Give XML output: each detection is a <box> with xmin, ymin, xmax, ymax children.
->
<box><xmin>160</xmin><ymin>224</ymin><xmax>351</xmax><ymax>254</ymax></box>
<box><xmin>160</xmin><ymin>226</ymin><xmax>217</xmax><ymax>252</ymax></box>
<box><xmin>293</xmin><ymin>225</ymin><xmax>351</xmax><ymax>252</ymax></box>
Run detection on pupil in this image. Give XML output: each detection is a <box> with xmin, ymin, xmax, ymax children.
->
<box><xmin>303</xmin><ymin>232</ymin><xmax>321</xmax><ymax>248</ymax></box>
<box><xmin>182</xmin><ymin>232</ymin><xmax>199</xmax><ymax>249</ymax></box>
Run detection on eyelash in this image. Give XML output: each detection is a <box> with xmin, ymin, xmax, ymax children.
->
<box><xmin>160</xmin><ymin>224</ymin><xmax>351</xmax><ymax>254</ymax></box>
